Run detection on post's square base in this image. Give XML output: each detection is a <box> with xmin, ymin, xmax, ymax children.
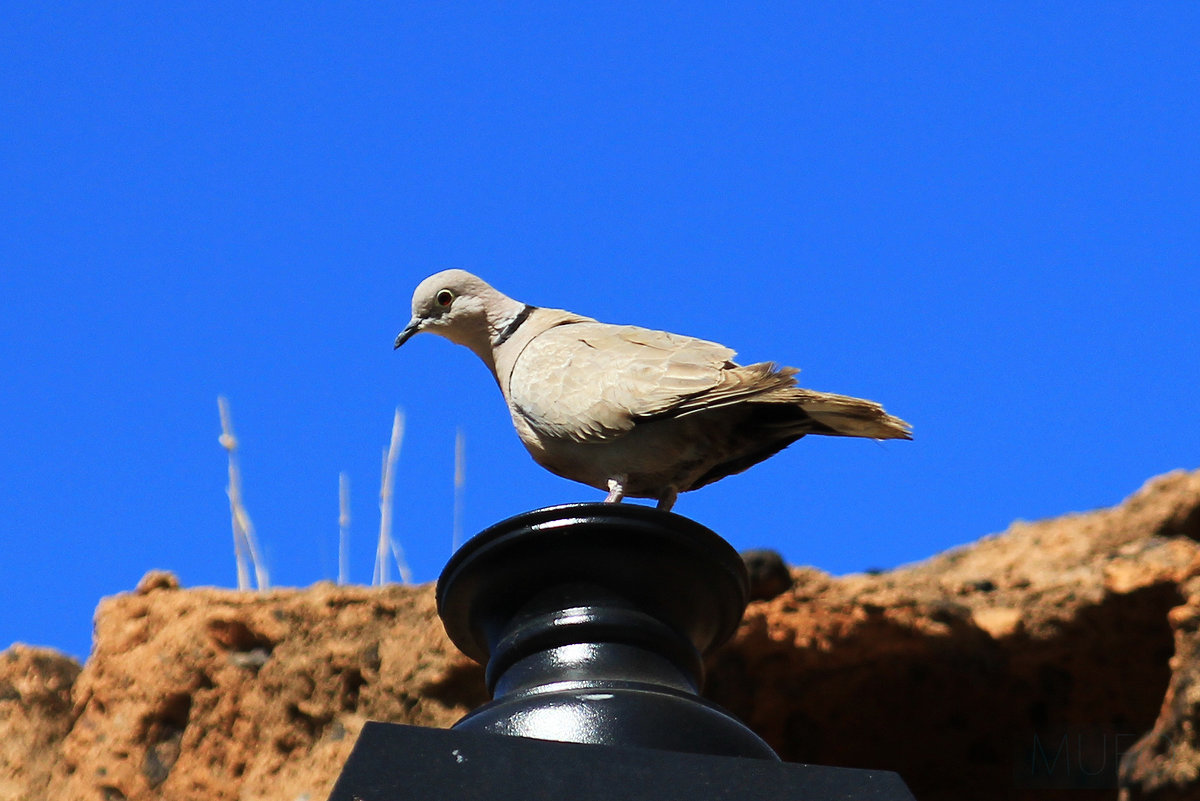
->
<box><xmin>327</xmin><ymin>721</ymin><xmax>916</xmax><ymax>801</ymax></box>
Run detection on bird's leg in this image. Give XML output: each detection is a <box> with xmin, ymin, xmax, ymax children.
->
<box><xmin>604</xmin><ymin>476</ymin><xmax>627</xmax><ymax>504</ymax></box>
<box><xmin>656</xmin><ymin>488</ymin><xmax>678</xmax><ymax>512</ymax></box>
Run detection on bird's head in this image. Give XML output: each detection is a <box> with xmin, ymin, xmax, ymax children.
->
<box><xmin>394</xmin><ymin>270</ymin><xmax>523</xmax><ymax>369</ymax></box>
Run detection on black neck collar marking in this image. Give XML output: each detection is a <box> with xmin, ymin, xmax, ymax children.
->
<box><xmin>494</xmin><ymin>304</ymin><xmax>537</xmax><ymax>347</ymax></box>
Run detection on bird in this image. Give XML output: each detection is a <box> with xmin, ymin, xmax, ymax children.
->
<box><xmin>394</xmin><ymin>270</ymin><xmax>911</xmax><ymax>512</ymax></box>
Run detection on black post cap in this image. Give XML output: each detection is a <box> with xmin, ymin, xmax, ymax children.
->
<box><xmin>436</xmin><ymin>502</ymin><xmax>775</xmax><ymax>759</ymax></box>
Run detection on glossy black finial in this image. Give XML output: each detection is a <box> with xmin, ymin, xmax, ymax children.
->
<box><xmin>436</xmin><ymin>502</ymin><xmax>777</xmax><ymax>760</ymax></box>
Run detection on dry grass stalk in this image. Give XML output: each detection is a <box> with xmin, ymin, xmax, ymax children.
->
<box><xmin>338</xmin><ymin>471</ymin><xmax>350</xmax><ymax>585</ymax></box>
<box><xmin>373</xmin><ymin>452</ymin><xmax>389</xmax><ymax>585</ymax></box>
<box><xmin>389</xmin><ymin>536</ymin><xmax>413</xmax><ymax>585</ymax></box>
<box><xmin>374</xmin><ymin>407</ymin><xmax>412</xmax><ymax>584</ymax></box>
<box><xmin>453</xmin><ymin>427</ymin><xmax>466</xmax><ymax>552</ymax></box>
<box><xmin>217</xmin><ymin>396</ymin><xmax>269</xmax><ymax>591</ymax></box>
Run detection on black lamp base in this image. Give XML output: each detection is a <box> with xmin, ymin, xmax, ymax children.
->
<box><xmin>327</xmin><ymin>721</ymin><xmax>916</xmax><ymax>801</ymax></box>
<box><xmin>435</xmin><ymin>503</ymin><xmax>775</xmax><ymax>759</ymax></box>
<box><xmin>328</xmin><ymin>504</ymin><xmax>917</xmax><ymax>799</ymax></box>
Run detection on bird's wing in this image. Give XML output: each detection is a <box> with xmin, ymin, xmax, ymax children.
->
<box><xmin>508</xmin><ymin>321</ymin><xmax>772</xmax><ymax>443</ymax></box>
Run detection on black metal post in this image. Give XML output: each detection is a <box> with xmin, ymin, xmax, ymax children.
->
<box><xmin>328</xmin><ymin>503</ymin><xmax>916</xmax><ymax>800</ymax></box>
<box><xmin>436</xmin><ymin>502</ymin><xmax>776</xmax><ymax>759</ymax></box>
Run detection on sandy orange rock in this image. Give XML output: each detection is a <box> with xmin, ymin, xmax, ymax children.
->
<box><xmin>0</xmin><ymin>469</ymin><xmax>1198</xmax><ymax>801</ymax></box>
<box><xmin>46</xmin><ymin>572</ymin><xmax>484</xmax><ymax>801</ymax></box>
<box><xmin>0</xmin><ymin>644</ymin><xmax>80</xmax><ymax>800</ymax></box>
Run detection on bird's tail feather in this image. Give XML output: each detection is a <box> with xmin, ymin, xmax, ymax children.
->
<box><xmin>671</xmin><ymin>361</ymin><xmax>912</xmax><ymax>440</ymax></box>
<box><xmin>789</xmin><ymin>389</ymin><xmax>912</xmax><ymax>440</ymax></box>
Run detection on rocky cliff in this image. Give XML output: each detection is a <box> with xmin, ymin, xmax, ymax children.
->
<box><xmin>3</xmin><ymin>469</ymin><xmax>1199</xmax><ymax>801</ymax></box>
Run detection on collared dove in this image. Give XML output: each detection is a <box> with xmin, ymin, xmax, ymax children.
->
<box><xmin>394</xmin><ymin>270</ymin><xmax>911</xmax><ymax>511</ymax></box>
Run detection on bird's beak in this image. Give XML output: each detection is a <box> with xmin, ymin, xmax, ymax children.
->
<box><xmin>394</xmin><ymin>317</ymin><xmax>423</xmax><ymax>349</ymax></box>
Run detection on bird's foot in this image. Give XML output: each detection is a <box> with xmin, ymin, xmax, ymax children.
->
<box><xmin>656</xmin><ymin>489</ymin><xmax>678</xmax><ymax>512</ymax></box>
<box><xmin>604</xmin><ymin>477</ymin><xmax>627</xmax><ymax>504</ymax></box>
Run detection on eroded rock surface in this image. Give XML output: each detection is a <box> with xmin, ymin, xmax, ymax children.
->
<box><xmin>26</xmin><ymin>572</ymin><xmax>485</xmax><ymax>801</ymax></box>
<box><xmin>1</xmin><ymin>469</ymin><xmax>1198</xmax><ymax>801</ymax></box>
<box><xmin>709</xmin><ymin>469</ymin><xmax>1200</xmax><ymax>801</ymax></box>
<box><xmin>0</xmin><ymin>644</ymin><xmax>80</xmax><ymax>800</ymax></box>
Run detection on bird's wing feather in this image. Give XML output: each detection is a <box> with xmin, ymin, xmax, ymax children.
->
<box><xmin>508</xmin><ymin>322</ymin><xmax>790</xmax><ymax>443</ymax></box>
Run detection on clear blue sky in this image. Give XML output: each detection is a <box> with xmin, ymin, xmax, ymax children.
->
<box><xmin>3</xmin><ymin>4</ymin><xmax>1197</xmax><ymax>661</ymax></box>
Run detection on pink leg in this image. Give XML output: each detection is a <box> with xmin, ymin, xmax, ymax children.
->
<box><xmin>604</xmin><ymin>476</ymin><xmax>626</xmax><ymax>503</ymax></box>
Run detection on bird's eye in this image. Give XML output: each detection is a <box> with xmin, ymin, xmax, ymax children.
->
<box><xmin>436</xmin><ymin>289</ymin><xmax>455</xmax><ymax>307</ymax></box>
